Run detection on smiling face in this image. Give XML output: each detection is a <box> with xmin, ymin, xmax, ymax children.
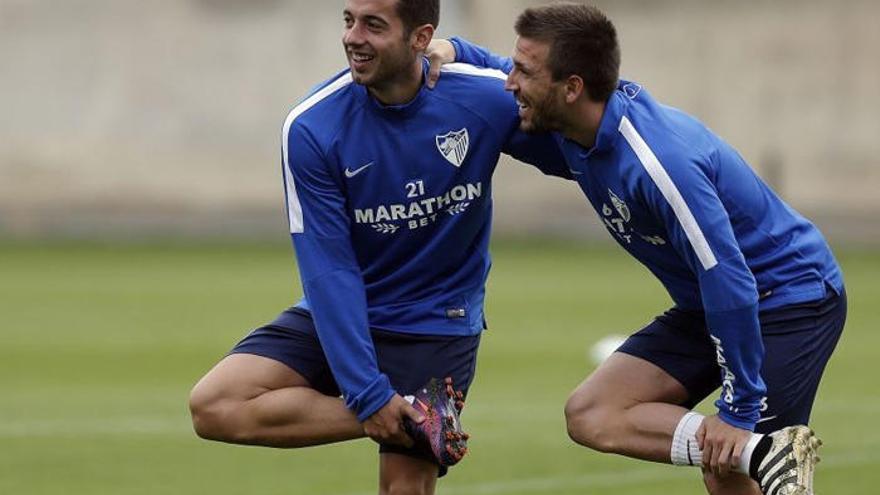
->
<box><xmin>342</xmin><ymin>0</ymin><xmax>419</xmax><ymax>91</ymax></box>
<box><xmin>504</xmin><ymin>36</ymin><xmax>567</xmax><ymax>133</ymax></box>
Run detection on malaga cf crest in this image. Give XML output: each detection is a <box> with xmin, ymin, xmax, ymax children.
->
<box><xmin>435</xmin><ymin>128</ymin><xmax>470</xmax><ymax>167</ymax></box>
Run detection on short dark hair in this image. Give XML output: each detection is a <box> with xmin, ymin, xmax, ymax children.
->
<box><xmin>395</xmin><ymin>0</ymin><xmax>439</xmax><ymax>36</ymax></box>
<box><xmin>515</xmin><ymin>3</ymin><xmax>620</xmax><ymax>102</ymax></box>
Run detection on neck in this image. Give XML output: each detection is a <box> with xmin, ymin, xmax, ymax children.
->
<box><xmin>368</xmin><ymin>58</ymin><xmax>424</xmax><ymax>106</ymax></box>
<box><xmin>560</xmin><ymin>99</ymin><xmax>606</xmax><ymax>149</ymax></box>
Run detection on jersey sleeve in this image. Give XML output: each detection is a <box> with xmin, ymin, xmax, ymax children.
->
<box><xmin>450</xmin><ymin>37</ymin><xmax>513</xmax><ymax>73</ymax></box>
<box><xmin>283</xmin><ymin>121</ymin><xmax>395</xmax><ymax>422</ymax></box>
<box><xmin>503</xmin><ymin>129</ymin><xmax>572</xmax><ymax>180</ymax></box>
<box><xmin>625</xmin><ymin>124</ymin><xmax>766</xmax><ymax>430</ymax></box>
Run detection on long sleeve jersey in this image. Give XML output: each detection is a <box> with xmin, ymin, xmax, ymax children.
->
<box><xmin>281</xmin><ymin>60</ymin><xmax>569</xmax><ymax>421</ymax></box>
<box><xmin>451</xmin><ymin>37</ymin><xmax>844</xmax><ymax>430</ymax></box>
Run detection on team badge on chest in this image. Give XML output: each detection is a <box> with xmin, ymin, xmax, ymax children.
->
<box><xmin>435</xmin><ymin>128</ymin><xmax>470</xmax><ymax>167</ymax></box>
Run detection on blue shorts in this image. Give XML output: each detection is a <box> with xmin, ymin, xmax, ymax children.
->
<box><xmin>617</xmin><ymin>288</ymin><xmax>846</xmax><ymax>434</ymax></box>
<box><xmin>230</xmin><ymin>307</ymin><xmax>481</xmax><ymax>468</ymax></box>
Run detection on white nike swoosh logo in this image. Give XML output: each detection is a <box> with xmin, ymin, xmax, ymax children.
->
<box><xmin>345</xmin><ymin>162</ymin><xmax>374</xmax><ymax>178</ymax></box>
<box><xmin>569</xmin><ymin>168</ymin><xmax>584</xmax><ymax>175</ymax></box>
<box><xmin>756</xmin><ymin>415</ymin><xmax>778</xmax><ymax>424</ymax></box>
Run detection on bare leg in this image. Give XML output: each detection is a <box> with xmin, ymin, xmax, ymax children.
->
<box><xmin>190</xmin><ymin>354</ymin><xmax>443</xmax><ymax>493</ymax></box>
<box><xmin>379</xmin><ymin>453</ymin><xmax>438</xmax><ymax>495</ymax></box>
<box><xmin>564</xmin><ymin>352</ymin><xmax>759</xmax><ymax>494</ymax></box>
<box><xmin>564</xmin><ymin>352</ymin><xmax>690</xmax><ymax>461</ymax></box>
<box><xmin>188</xmin><ymin>353</ymin><xmax>363</xmax><ymax>447</ymax></box>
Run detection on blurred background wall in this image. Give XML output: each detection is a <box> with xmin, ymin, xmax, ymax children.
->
<box><xmin>1</xmin><ymin>0</ymin><xmax>878</xmax><ymax>243</ymax></box>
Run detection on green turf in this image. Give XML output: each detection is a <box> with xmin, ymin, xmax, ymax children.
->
<box><xmin>1</xmin><ymin>240</ymin><xmax>877</xmax><ymax>494</ymax></box>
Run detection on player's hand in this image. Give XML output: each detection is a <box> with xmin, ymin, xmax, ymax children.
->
<box><xmin>362</xmin><ymin>394</ymin><xmax>425</xmax><ymax>447</ymax></box>
<box><xmin>696</xmin><ymin>414</ymin><xmax>753</xmax><ymax>477</ymax></box>
<box><xmin>425</xmin><ymin>38</ymin><xmax>456</xmax><ymax>89</ymax></box>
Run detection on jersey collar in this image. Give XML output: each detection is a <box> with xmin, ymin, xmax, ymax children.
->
<box><xmin>594</xmin><ymin>87</ymin><xmax>629</xmax><ymax>152</ymax></box>
<box><xmin>353</xmin><ymin>59</ymin><xmax>431</xmax><ymax>119</ymax></box>
<box><xmin>565</xmin><ymin>80</ymin><xmax>633</xmax><ymax>158</ymax></box>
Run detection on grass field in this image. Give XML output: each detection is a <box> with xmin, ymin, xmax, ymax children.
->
<box><xmin>1</xmin><ymin>240</ymin><xmax>877</xmax><ymax>494</ymax></box>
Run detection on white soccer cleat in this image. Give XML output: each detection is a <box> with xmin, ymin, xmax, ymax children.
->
<box><xmin>756</xmin><ymin>425</ymin><xmax>822</xmax><ymax>495</ymax></box>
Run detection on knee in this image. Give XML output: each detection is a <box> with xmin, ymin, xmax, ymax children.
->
<box><xmin>188</xmin><ymin>382</ymin><xmax>238</xmax><ymax>442</ymax></box>
<box><xmin>564</xmin><ymin>391</ymin><xmax>620</xmax><ymax>453</ymax></box>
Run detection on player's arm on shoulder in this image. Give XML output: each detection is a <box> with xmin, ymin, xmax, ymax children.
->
<box><xmin>426</xmin><ymin>37</ymin><xmax>513</xmax><ymax>88</ymax></box>
<box><xmin>638</xmin><ymin>146</ymin><xmax>765</xmax><ymax>430</ymax></box>
<box><xmin>284</xmin><ymin>122</ymin><xmax>396</xmax><ymax>424</ymax></box>
<box><xmin>425</xmin><ymin>39</ymin><xmax>456</xmax><ymax>89</ymax></box>
<box><xmin>449</xmin><ymin>37</ymin><xmax>513</xmax><ymax>73</ymax></box>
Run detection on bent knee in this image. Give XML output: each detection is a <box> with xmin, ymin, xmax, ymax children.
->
<box><xmin>564</xmin><ymin>393</ymin><xmax>622</xmax><ymax>453</ymax></box>
<box><xmin>188</xmin><ymin>382</ymin><xmax>240</xmax><ymax>442</ymax></box>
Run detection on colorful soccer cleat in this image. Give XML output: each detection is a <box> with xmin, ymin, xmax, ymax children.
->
<box><xmin>404</xmin><ymin>377</ymin><xmax>469</xmax><ymax>466</ymax></box>
<box><xmin>756</xmin><ymin>425</ymin><xmax>822</xmax><ymax>495</ymax></box>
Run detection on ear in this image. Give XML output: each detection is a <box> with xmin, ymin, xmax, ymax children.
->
<box><xmin>563</xmin><ymin>75</ymin><xmax>585</xmax><ymax>104</ymax></box>
<box><xmin>411</xmin><ymin>24</ymin><xmax>435</xmax><ymax>53</ymax></box>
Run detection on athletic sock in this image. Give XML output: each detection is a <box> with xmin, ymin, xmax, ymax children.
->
<box><xmin>671</xmin><ymin>412</ymin><xmax>766</xmax><ymax>475</ymax></box>
<box><xmin>671</xmin><ymin>412</ymin><xmax>704</xmax><ymax>467</ymax></box>
<box><xmin>747</xmin><ymin>434</ymin><xmax>773</xmax><ymax>480</ymax></box>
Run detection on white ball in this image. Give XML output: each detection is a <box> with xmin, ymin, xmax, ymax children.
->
<box><xmin>589</xmin><ymin>334</ymin><xmax>627</xmax><ymax>365</ymax></box>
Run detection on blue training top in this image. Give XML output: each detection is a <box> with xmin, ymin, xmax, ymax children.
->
<box><xmin>451</xmin><ymin>37</ymin><xmax>844</xmax><ymax>430</ymax></box>
<box><xmin>282</xmin><ymin>60</ymin><xmax>569</xmax><ymax>422</ymax></box>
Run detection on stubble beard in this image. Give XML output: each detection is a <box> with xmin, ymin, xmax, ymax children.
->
<box><xmin>520</xmin><ymin>93</ymin><xmax>563</xmax><ymax>134</ymax></box>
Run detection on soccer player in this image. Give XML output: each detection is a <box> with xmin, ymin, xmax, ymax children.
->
<box><xmin>427</xmin><ymin>3</ymin><xmax>845</xmax><ymax>495</ymax></box>
<box><xmin>187</xmin><ymin>0</ymin><xmax>568</xmax><ymax>493</ymax></box>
